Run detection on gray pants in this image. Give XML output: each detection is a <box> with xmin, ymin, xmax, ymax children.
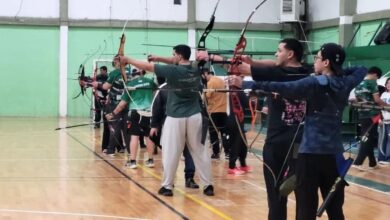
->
<box><xmin>161</xmin><ymin>113</ymin><xmax>213</xmax><ymax>189</ymax></box>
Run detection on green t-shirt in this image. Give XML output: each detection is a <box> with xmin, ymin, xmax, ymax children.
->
<box><xmin>121</xmin><ymin>76</ymin><xmax>156</xmax><ymax>111</ymax></box>
<box><xmin>354</xmin><ymin>79</ymin><xmax>380</xmax><ymax>118</ymax></box>
<box><xmin>154</xmin><ymin>63</ymin><xmax>201</xmax><ymax>117</ymax></box>
<box><xmin>107</xmin><ymin>69</ymin><xmax>123</xmax><ymax>84</ymax></box>
<box><xmin>106</xmin><ymin>69</ymin><xmax>125</xmax><ymax>102</ymax></box>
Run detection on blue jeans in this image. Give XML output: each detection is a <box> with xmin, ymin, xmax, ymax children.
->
<box><xmin>378</xmin><ymin>123</ymin><xmax>390</xmax><ymax>162</ymax></box>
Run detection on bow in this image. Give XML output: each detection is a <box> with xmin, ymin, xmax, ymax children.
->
<box><xmin>225</xmin><ymin>0</ymin><xmax>277</xmax><ymax>184</ymax></box>
<box><xmin>228</xmin><ymin>0</ymin><xmax>268</xmax><ymax>126</ymax></box>
<box><xmin>74</xmin><ymin>64</ymin><xmax>86</xmax><ymax>99</ymax></box>
<box><xmin>73</xmin><ymin>44</ymin><xmax>103</xmax><ymax>100</ymax></box>
<box><xmin>197</xmin><ymin>0</ymin><xmax>223</xmax><ymax>151</ymax></box>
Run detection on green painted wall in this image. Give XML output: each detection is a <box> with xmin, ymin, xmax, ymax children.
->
<box><xmin>308</xmin><ymin>26</ymin><xmax>339</xmax><ymax>50</ymax></box>
<box><xmin>353</xmin><ymin>19</ymin><xmax>388</xmax><ymax>47</ymax></box>
<box><xmin>0</xmin><ymin>24</ymin><xmax>283</xmax><ymax>117</ymax></box>
<box><xmin>0</xmin><ymin>25</ymin><xmax>59</xmax><ymax>116</ymax></box>
<box><xmin>68</xmin><ymin>27</ymin><xmax>188</xmax><ymax>117</ymax></box>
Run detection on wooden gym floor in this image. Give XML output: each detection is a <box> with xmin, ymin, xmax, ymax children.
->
<box><xmin>0</xmin><ymin>117</ymin><xmax>388</xmax><ymax>220</ymax></box>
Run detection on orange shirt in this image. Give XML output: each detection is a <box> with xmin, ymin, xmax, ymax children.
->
<box><xmin>206</xmin><ymin>76</ymin><xmax>227</xmax><ymax>113</ymax></box>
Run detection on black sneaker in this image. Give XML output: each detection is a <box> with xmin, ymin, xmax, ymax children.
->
<box><xmin>203</xmin><ymin>185</ymin><xmax>214</xmax><ymax>196</ymax></box>
<box><xmin>211</xmin><ymin>153</ymin><xmax>220</xmax><ymax>160</ymax></box>
<box><xmin>158</xmin><ymin>187</ymin><xmax>173</xmax><ymax>196</ymax></box>
<box><xmin>185</xmin><ymin>178</ymin><xmax>199</xmax><ymax>189</ymax></box>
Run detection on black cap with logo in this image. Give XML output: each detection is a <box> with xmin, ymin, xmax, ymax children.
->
<box><xmin>320</xmin><ymin>43</ymin><xmax>346</xmax><ymax>76</ymax></box>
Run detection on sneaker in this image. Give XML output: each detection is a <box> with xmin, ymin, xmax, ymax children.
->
<box><xmin>158</xmin><ymin>187</ymin><xmax>173</xmax><ymax>196</ymax></box>
<box><xmin>211</xmin><ymin>153</ymin><xmax>220</xmax><ymax>160</ymax></box>
<box><xmin>185</xmin><ymin>178</ymin><xmax>199</xmax><ymax>189</ymax></box>
<box><xmin>126</xmin><ymin>161</ymin><xmax>137</xmax><ymax>169</ymax></box>
<box><xmin>239</xmin><ymin>166</ymin><xmax>253</xmax><ymax>173</ymax></box>
<box><xmin>351</xmin><ymin>164</ymin><xmax>366</xmax><ymax>171</ymax></box>
<box><xmin>203</xmin><ymin>185</ymin><xmax>214</xmax><ymax>196</ymax></box>
<box><xmin>367</xmin><ymin>165</ymin><xmax>379</xmax><ymax>170</ymax></box>
<box><xmin>145</xmin><ymin>159</ymin><xmax>155</xmax><ymax>168</ymax></box>
<box><xmin>378</xmin><ymin>161</ymin><xmax>390</xmax><ymax>165</ymax></box>
<box><xmin>104</xmin><ymin>152</ymin><xmax>115</xmax><ymax>157</ymax></box>
<box><xmin>228</xmin><ymin>167</ymin><xmax>245</xmax><ymax>175</ymax></box>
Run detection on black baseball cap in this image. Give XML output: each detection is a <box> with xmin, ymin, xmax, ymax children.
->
<box><xmin>320</xmin><ymin>43</ymin><xmax>346</xmax><ymax>76</ymax></box>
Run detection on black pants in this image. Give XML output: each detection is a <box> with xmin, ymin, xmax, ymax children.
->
<box><xmin>101</xmin><ymin>106</ymin><xmax>110</xmax><ymax>150</ymax></box>
<box><xmin>94</xmin><ymin>98</ymin><xmax>104</xmax><ymax>123</ymax></box>
<box><xmin>354</xmin><ymin>118</ymin><xmax>378</xmax><ymax>167</ymax></box>
<box><xmin>262</xmin><ymin>127</ymin><xmax>301</xmax><ymax>220</ymax></box>
<box><xmin>209</xmin><ymin>112</ymin><xmax>228</xmax><ymax>155</ymax></box>
<box><xmin>263</xmin><ymin>145</ymin><xmax>288</xmax><ymax>220</ymax></box>
<box><xmin>226</xmin><ymin>114</ymin><xmax>247</xmax><ymax>169</ymax></box>
<box><xmin>296</xmin><ymin>154</ymin><xmax>345</xmax><ymax>220</ymax></box>
<box><xmin>106</xmin><ymin>104</ymin><xmax>128</xmax><ymax>154</ymax></box>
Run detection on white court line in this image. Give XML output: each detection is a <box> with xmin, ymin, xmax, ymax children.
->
<box><xmin>348</xmin><ymin>182</ymin><xmax>390</xmax><ymax>195</ymax></box>
<box><xmin>0</xmin><ymin>208</ymin><xmax>151</xmax><ymax>220</ymax></box>
<box><xmin>0</xmin><ymin>158</ymin><xmax>163</xmax><ymax>162</ymax></box>
<box><xmin>241</xmin><ymin>180</ymin><xmax>296</xmax><ymax>204</ymax></box>
<box><xmin>250</xmin><ymin>151</ymin><xmax>390</xmax><ymax>195</ymax></box>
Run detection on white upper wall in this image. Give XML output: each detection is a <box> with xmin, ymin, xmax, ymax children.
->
<box><xmin>196</xmin><ymin>0</ymin><xmax>280</xmax><ymax>24</ymax></box>
<box><xmin>356</xmin><ymin>0</ymin><xmax>390</xmax><ymax>14</ymax></box>
<box><xmin>4</xmin><ymin>0</ymin><xmax>388</xmax><ymax>25</ymax></box>
<box><xmin>0</xmin><ymin>0</ymin><xmax>281</xmax><ymax>24</ymax></box>
<box><xmin>308</xmin><ymin>0</ymin><xmax>340</xmax><ymax>22</ymax></box>
<box><xmin>69</xmin><ymin>0</ymin><xmax>187</xmax><ymax>21</ymax></box>
<box><xmin>0</xmin><ymin>0</ymin><xmax>59</xmax><ymax>18</ymax></box>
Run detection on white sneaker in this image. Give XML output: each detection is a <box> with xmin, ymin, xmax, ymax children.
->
<box><xmin>378</xmin><ymin>161</ymin><xmax>390</xmax><ymax>165</ymax></box>
<box><xmin>351</xmin><ymin>164</ymin><xmax>366</xmax><ymax>171</ymax></box>
<box><xmin>145</xmin><ymin>159</ymin><xmax>155</xmax><ymax>168</ymax></box>
<box><xmin>104</xmin><ymin>153</ymin><xmax>115</xmax><ymax>158</ymax></box>
<box><xmin>125</xmin><ymin>161</ymin><xmax>137</xmax><ymax>169</ymax></box>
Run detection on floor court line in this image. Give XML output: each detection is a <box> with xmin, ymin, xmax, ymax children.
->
<box><xmin>0</xmin><ymin>208</ymin><xmax>151</xmax><ymax>220</ymax></box>
<box><xmin>139</xmin><ymin>165</ymin><xmax>234</xmax><ymax>220</ymax></box>
<box><xmin>66</xmin><ymin>131</ymin><xmax>190</xmax><ymax>220</ymax></box>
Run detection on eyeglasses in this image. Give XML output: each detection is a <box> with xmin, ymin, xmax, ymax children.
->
<box><xmin>314</xmin><ymin>55</ymin><xmax>323</xmax><ymax>61</ymax></box>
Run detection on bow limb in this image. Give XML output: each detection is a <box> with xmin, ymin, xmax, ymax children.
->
<box><xmin>228</xmin><ymin>0</ymin><xmax>268</xmax><ymax>75</ymax></box>
<box><xmin>197</xmin><ymin>0</ymin><xmax>220</xmax><ymax>71</ymax></box>
<box><xmin>73</xmin><ymin>64</ymin><xmax>86</xmax><ymax>99</ymax></box>
<box><xmin>117</xmin><ymin>33</ymin><xmax>127</xmax><ymax>83</ymax></box>
<box><xmin>197</xmin><ymin>0</ymin><xmax>220</xmax><ymax>50</ymax></box>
